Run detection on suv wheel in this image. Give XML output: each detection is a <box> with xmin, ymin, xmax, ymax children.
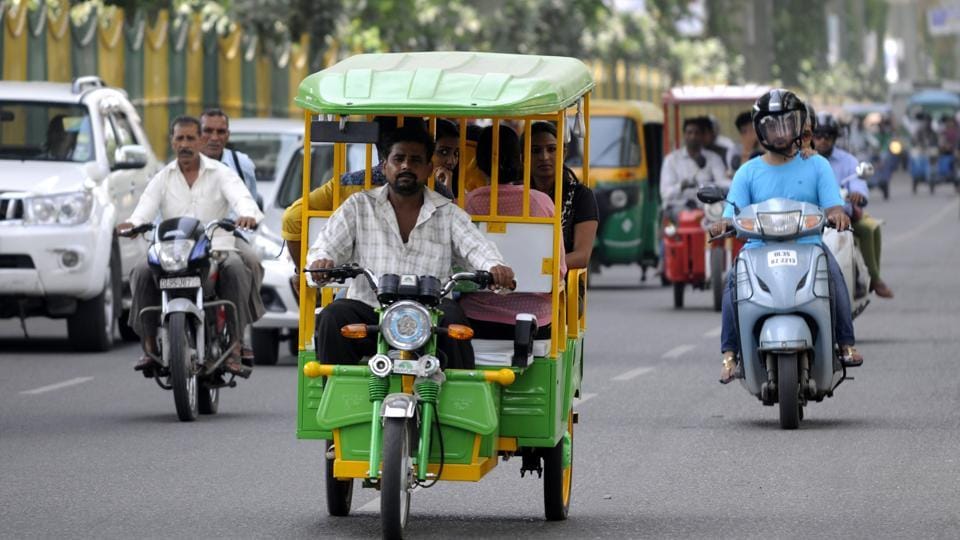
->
<box><xmin>68</xmin><ymin>246</ymin><xmax>120</xmax><ymax>352</ymax></box>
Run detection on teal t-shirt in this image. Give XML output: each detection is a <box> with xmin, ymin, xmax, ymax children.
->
<box><xmin>723</xmin><ymin>153</ymin><xmax>843</xmax><ymax>248</ymax></box>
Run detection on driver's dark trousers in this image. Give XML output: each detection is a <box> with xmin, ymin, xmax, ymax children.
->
<box><xmin>127</xmin><ymin>252</ymin><xmax>263</xmax><ymax>340</ymax></box>
<box><xmin>316</xmin><ymin>298</ymin><xmax>475</xmax><ymax>369</ymax></box>
<box><xmin>719</xmin><ymin>244</ymin><xmax>855</xmax><ymax>353</ymax></box>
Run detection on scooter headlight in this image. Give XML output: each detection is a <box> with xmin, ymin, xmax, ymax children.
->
<box><xmin>757</xmin><ymin>211</ymin><xmax>801</xmax><ymax>237</ymax></box>
<box><xmin>154</xmin><ymin>239</ymin><xmax>196</xmax><ymax>272</ymax></box>
<box><xmin>380</xmin><ymin>300</ymin><xmax>432</xmax><ymax>351</ymax></box>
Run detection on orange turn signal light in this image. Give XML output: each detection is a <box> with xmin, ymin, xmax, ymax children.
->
<box><xmin>802</xmin><ymin>215</ymin><xmax>822</xmax><ymax>229</ymax></box>
<box><xmin>341</xmin><ymin>324</ymin><xmax>368</xmax><ymax>339</ymax></box>
<box><xmin>446</xmin><ymin>324</ymin><xmax>474</xmax><ymax>340</ymax></box>
<box><xmin>737</xmin><ymin>218</ymin><xmax>757</xmax><ymax>232</ymax></box>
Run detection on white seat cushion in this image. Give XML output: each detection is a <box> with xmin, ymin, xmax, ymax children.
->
<box><xmin>472</xmin><ymin>339</ymin><xmax>551</xmax><ymax>366</ymax></box>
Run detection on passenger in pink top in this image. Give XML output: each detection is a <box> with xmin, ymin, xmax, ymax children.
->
<box><xmin>460</xmin><ymin>125</ymin><xmax>565</xmax><ymax>340</ymax></box>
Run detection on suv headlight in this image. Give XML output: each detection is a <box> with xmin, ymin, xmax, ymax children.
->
<box><xmin>153</xmin><ymin>239</ymin><xmax>196</xmax><ymax>272</ymax></box>
<box><xmin>23</xmin><ymin>192</ymin><xmax>93</xmax><ymax>225</ymax></box>
<box><xmin>380</xmin><ymin>300</ymin><xmax>432</xmax><ymax>351</ymax></box>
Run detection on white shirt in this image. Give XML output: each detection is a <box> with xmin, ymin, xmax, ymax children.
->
<box><xmin>659</xmin><ymin>147</ymin><xmax>730</xmax><ymax>204</ymax></box>
<box><xmin>128</xmin><ymin>153</ymin><xmax>263</xmax><ymax>250</ymax></box>
<box><xmin>307</xmin><ymin>185</ymin><xmax>507</xmax><ymax>308</ymax></box>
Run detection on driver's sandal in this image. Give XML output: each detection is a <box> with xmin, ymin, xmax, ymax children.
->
<box><xmin>841</xmin><ymin>345</ymin><xmax>863</xmax><ymax>367</ymax></box>
<box><xmin>719</xmin><ymin>353</ymin><xmax>737</xmax><ymax>385</ymax></box>
<box><xmin>224</xmin><ymin>357</ymin><xmax>252</xmax><ymax>379</ymax></box>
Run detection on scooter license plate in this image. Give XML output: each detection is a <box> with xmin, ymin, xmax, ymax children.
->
<box><xmin>159</xmin><ymin>276</ymin><xmax>201</xmax><ymax>289</ymax></box>
<box><xmin>767</xmin><ymin>250</ymin><xmax>798</xmax><ymax>267</ymax></box>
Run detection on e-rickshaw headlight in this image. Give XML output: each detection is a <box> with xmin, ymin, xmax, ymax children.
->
<box><xmin>381</xmin><ymin>300</ymin><xmax>432</xmax><ymax>351</ymax></box>
<box><xmin>609</xmin><ymin>189</ymin><xmax>628</xmax><ymax>209</ymax></box>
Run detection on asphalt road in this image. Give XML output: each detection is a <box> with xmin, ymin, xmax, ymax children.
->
<box><xmin>2</xmin><ymin>172</ymin><xmax>959</xmax><ymax>539</ymax></box>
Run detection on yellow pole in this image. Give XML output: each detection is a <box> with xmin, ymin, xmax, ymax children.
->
<box><xmin>298</xmin><ymin>111</ymin><xmax>314</xmax><ymax>351</ymax></box>
<box><xmin>490</xmin><ymin>118</ymin><xmax>500</xmax><ymax>217</ymax></box>
<box><xmin>522</xmin><ymin>118</ymin><xmax>532</xmax><ymax>217</ymax></box>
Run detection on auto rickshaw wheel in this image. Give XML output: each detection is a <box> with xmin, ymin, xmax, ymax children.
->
<box><xmin>673</xmin><ymin>282</ymin><xmax>684</xmax><ymax>309</ymax></box>
<box><xmin>324</xmin><ymin>440</ymin><xmax>353</xmax><ymax>516</ymax></box>
<box><xmin>544</xmin><ymin>409</ymin><xmax>573</xmax><ymax>521</ymax></box>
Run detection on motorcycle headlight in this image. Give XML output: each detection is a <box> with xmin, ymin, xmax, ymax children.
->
<box><xmin>23</xmin><ymin>192</ymin><xmax>93</xmax><ymax>225</ymax></box>
<box><xmin>609</xmin><ymin>189</ymin><xmax>628</xmax><ymax>209</ymax></box>
<box><xmin>380</xmin><ymin>300</ymin><xmax>432</xmax><ymax>351</ymax></box>
<box><xmin>154</xmin><ymin>239</ymin><xmax>196</xmax><ymax>272</ymax></box>
<box><xmin>757</xmin><ymin>211</ymin><xmax>801</xmax><ymax>237</ymax></box>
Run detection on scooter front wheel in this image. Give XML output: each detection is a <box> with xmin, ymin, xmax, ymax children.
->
<box><xmin>777</xmin><ymin>353</ymin><xmax>800</xmax><ymax>430</ymax></box>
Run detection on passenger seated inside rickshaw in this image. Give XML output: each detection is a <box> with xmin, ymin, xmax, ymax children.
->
<box><xmin>460</xmin><ymin>124</ymin><xmax>565</xmax><ymax>364</ymax></box>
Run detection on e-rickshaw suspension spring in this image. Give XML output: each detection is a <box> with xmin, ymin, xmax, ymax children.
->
<box><xmin>415</xmin><ymin>380</ymin><xmax>440</xmax><ymax>403</ymax></box>
<box><xmin>368</xmin><ymin>374</ymin><xmax>390</xmax><ymax>402</ymax></box>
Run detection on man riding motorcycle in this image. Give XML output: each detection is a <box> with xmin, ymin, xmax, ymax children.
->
<box><xmin>814</xmin><ymin>113</ymin><xmax>893</xmax><ymax>299</ymax></box>
<box><xmin>118</xmin><ymin>116</ymin><xmax>264</xmax><ymax>376</ymax></box>
<box><xmin>712</xmin><ymin>89</ymin><xmax>863</xmax><ymax>384</ymax></box>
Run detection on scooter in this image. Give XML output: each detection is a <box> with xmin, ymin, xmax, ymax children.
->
<box><xmin>120</xmin><ymin>217</ymin><xmax>252</xmax><ymax>422</ymax></box>
<box><xmin>698</xmin><ymin>186</ymin><xmax>849</xmax><ymax>430</ymax></box>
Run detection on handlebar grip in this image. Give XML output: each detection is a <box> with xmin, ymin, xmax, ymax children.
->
<box><xmin>118</xmin><ymin>223</ymin><xmax>154</xmax><ymax>237</ymax></box>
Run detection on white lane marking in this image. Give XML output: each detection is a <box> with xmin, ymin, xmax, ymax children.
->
<box><xmin>358</xmin><ymin>486</ymin><xmax>421</xmax><ymax>513</ymax></box>
<box><xmin>662</xmin><ymin>344</ymin><xmax>697</xmax><ymax>359</ymax></box>
<box><xmin>887</xmin><ymin>199</ymin><xmax>959</xmax><ymax>248</ymax></box>
<box><xmin>20</xmin><ymin>376</ymin><xmax>94</xmax><ymax>395</ymax></box>
<box><xmin>575</xmin><ymin>392</ymin><xmax>597</xmax><ymax>404</ymax></box>
<box><xmin>703</xmin><ymin>326</ymin><xmax>722</xmax><ymax>338</ymax></box>
<box><xmin>612</xmin><ymin>366</ymin><xmax>655</xmax><ymax>381</ymax></box>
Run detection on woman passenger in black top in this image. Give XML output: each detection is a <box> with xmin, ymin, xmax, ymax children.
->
<box><xmin>527</xmin><ymin>121</ymin><xmax>599</xmax><ymax>269</ymax></box>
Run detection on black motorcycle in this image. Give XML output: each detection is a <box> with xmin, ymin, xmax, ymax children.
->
<box><xmin>120</xmin><ymin>217</ymin><xmax>251</xmax><ymax>422</ymax></box>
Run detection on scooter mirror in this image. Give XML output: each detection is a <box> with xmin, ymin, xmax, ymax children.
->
<box><xmin>696</xmin><ymin>185</ymin><xmax>726</xmax><ymax>204</ymax></box>
<box><xmin>856</xmin><ymin>161</ymin><xmax>875</xmax><ymax>179</ymax></box>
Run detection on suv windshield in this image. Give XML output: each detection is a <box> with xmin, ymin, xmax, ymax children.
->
<box><xmin>0</xmin><ymin>102</ymin><xmax>94</xmax><ymax>162</ymax></box>
<box><xmin>275</xmin><ymin>144</ymin><xmax>373</xmax><ymax>209</ymax></box>
<box><xmin>567</xmin><ymin>116</ymin><xmax>641</xmax><ymax>168</ymax></box>
<box><xmin>230</xmin><ymin>132</ymin><xmax>301</xmax><ymax>182</ymax></box>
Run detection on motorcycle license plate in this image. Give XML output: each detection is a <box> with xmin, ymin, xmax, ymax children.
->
<box><xmin>767</xmin><ymin>250</ymin><xmax>798</xmax><ymax>267</ymax></box>
<box><xmin>159</xmin><ymin>276</ymin><xmax>201</xmax><ymax>289</ymax></box>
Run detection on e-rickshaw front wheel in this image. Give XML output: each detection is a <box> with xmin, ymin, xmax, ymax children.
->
<box><xmin>381</xmin><ymin>417</ymin><xmax>413</xmax><ymax>538</ymax></box>
<box><xmin>544</xmin><ymin>409</ymin><xmax>574</xmax><ymax>521</ymax></box>
<box><xmin>324</xmin><ymin>440</ymin><xmax>353</xmax><ymax>516</ymax></box>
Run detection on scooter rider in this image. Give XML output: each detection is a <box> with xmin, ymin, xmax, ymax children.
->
<box><xmin>712</xmin><ymin>89</ymin><xmax>863</xmax><ymax>384</ymax></box>
<box><xmin>814</xmin><ymin>112</ymin><xmax>894</xmax><ymax>299</ymax></box>
<box><xmin>660</xmin><ymin>117</ymin><xmax>728</xmax><ymax>222</ymax></box>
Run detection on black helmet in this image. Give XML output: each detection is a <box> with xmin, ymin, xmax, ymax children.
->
<box><xmin>752</xmin><ymin>89</ymin><xmax>806</xmax><ymax>153</ymax></box>
<box><xmin>814</xmin><ymin>112</ymin><xmax>840</xmax><ymax>138</ymax></box>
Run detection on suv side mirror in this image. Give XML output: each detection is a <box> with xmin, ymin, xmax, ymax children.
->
<box><xmin>112</xmin><ymin>144</ymin><xmax>148</xmax><ymax>170</ymax></box>
<box><xmin>696</xmin><ymin>185</ymin><xmax>726</xmax><ymax>204</ymax></box>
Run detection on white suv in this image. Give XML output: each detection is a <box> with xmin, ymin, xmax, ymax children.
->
<box><xmin>0</xmin><ymin>76</ymin><xmax>161</xmax><ymax>350</ymax></box>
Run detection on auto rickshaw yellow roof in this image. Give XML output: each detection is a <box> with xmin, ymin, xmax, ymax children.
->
<box><xmin>295</xmin><ymin>52</ymin><xmax>595</xmax><ymax>117</ymax></box>
<box><xmin>590</xmin><ymin>99</ymin><xmax>664</xmax><ymax>124</ymax></box>
<box><xmin>663</xmin><ymin>84</ymin><xmax>771</xmax><ymax>104</ymax></box>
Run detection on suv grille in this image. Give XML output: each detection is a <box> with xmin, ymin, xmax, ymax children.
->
<box><xmin>0</xmin><ymin>255</ymin><xmax>34</xmax><ymax>268</ymax></box>
<box><xmin>0</xmin><ymin>197</ymin><xmax>24</xmax><ymax>221</ymax></box>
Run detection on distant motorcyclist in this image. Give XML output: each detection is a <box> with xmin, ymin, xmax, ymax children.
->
<box><xmin>814</xmin><ymin>113</ymin><xmax>892</xmax><ymax>299</ymax></box>
<box><xmin>660</xmin><ymin>117</ymin><xmax>728</xmax><ymax>222</ymax></box>
<box><xmin>712</xmin><ymin>89</ymin><xmax>862</xmax><ymax>384</ymax></box>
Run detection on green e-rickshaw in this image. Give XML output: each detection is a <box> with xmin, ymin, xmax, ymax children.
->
<box><xmin>292</xmin><ymin>51</ymin><xmax>593</xmax><ymax>537</ymax></box>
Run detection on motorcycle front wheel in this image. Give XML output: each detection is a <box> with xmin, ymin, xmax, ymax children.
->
<box><xmin>168</xmin><ymin>312</ymin><xmax>198</xmax><ymax>422</ymax></box>
<box><xmin>381</xmin><ymin>417</ymin><xmax>412</xmax><ymax>539</ymax></box>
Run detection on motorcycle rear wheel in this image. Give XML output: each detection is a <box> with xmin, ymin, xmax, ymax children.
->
<box><xmin>777</xmin><ymin>353</ymin><xmax>800</xmax><ymax>430</ymax></box>
<box><xmin>168</xmin><ymin>312</ymin><xmax>198</xmax><ymax>422</ymax></box>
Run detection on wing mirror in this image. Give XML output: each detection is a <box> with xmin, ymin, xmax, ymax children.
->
<box><xmin>856</xmin><ymin>161</ymin><xmax>875</xmax><ymax>179</ymax></box>
<box><xmin>112</xmin><ymin>144</ymin><xmax>148</xmax><ymax>170</ymax></box>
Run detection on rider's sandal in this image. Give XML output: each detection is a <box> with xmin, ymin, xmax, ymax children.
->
<box><xmin>134</xmin><ymin>355</ymin><xmax>157</xmax><ymax>371</ymax></box>
<box><xmin>841</xmin><ymin>346</ymin><xmax>864</xmax><ymax>367</ymax></box>
<box><xmin>719</xmin><ymin>353</ymin><xmax>737</xmax><ymax>384</ymax></box>
<box><xmin>224</xmin><ymin>356</ymin><xmax>249</xmax><ymax>377</ymax></box>
<box><xmin>241</xmin><ymin>346</ymin><xmax>255</xmax><ymax>367</ymax></box>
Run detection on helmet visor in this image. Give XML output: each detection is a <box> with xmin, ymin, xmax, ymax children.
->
<box><xmin>757</xmin><ymin>111</ymin><xmax>803</xmax><ymax>148</ymax></box>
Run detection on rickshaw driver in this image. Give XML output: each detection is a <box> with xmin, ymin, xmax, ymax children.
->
<box><xmin>305</xmin><ymin>125</ymin><xmax>515</xmax><ymax>369</ymax></box>
<box><xmin>711</xmin><ymin>89</ymin><xmax>863</xmax><ymax>384</ymax></box>
<box><xmin>660</xmin><ymin>117</ymin><xmax>729</xmax><ymax>223</ymax></box>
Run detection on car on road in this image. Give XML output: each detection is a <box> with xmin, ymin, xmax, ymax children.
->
<box><xmin>0</xmin><ymin>76</ymin><xmax>161</xmax><ymax>351</ymax></box>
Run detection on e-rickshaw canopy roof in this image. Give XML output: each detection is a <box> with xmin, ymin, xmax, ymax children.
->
<box><xmin>295</xmin><ymin>51</ymin><xmax>595</xmax><ymax>117</ymax></box>
<box><xmin>663</xmin><ymin>84</ymin><xmax>771</xmax><ymax>105</ymax></box>
<box><xmin>907</xmin><ymin>89</ymin><xmax>960</xmax><ymax>109</ymax></box>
